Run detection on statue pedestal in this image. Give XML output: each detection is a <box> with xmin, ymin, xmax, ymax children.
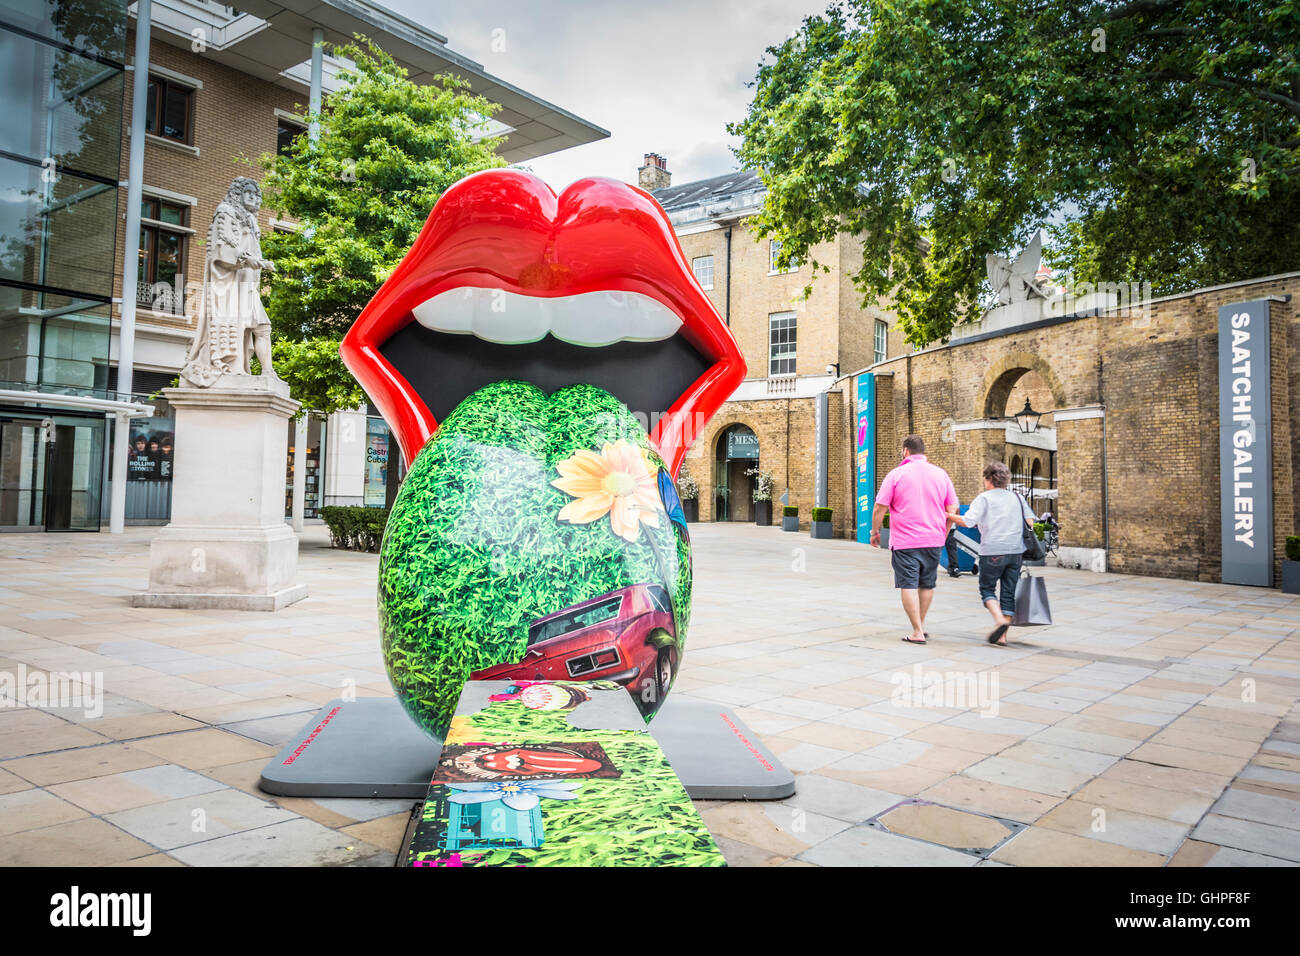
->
<box><xmin>132</xmin><ymin>378</ymin><xmax>308</xmax><ymax>611</ymax></box>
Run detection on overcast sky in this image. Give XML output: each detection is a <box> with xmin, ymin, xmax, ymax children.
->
<box><xmin>386</xmin><ymin>0</ymin><xmax>827</xmax><ymax>189</ymax></box>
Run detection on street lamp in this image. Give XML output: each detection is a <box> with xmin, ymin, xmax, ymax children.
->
<box><xmin>1012</xmin><ymin>398</ymin><xmax>1042</xmax><ymax>434</ymax></box>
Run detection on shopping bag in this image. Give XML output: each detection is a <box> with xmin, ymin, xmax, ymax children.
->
<box><xmin>1012</xmin><ymin>571</ymin><xmax>1053</xmax><ymax>626</ymax></box>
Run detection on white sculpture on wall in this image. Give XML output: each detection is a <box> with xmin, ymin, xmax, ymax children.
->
<box><xmin>986</xmin><ymin>231</ymin><xmax>1050</xmax><ymax>305</ymax></box>
<box><xmin>181</xmin><ymin>176</ymin><xmax>281</xmax><ymax>388</ymax></box>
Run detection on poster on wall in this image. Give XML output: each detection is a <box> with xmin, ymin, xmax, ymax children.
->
<box><xmin>364</xmin><ymin>418</ymin><xmax>389</xmax><ymax>507</ymax></box>
<box><xmin>855</xmin><ymin>375</ymin><xmax>875</xmax><ymax>543</ymax></box>
<box><xmin>1218</xmin><ymin>299</ymin><xmax>1273</xmax><ymax>587</ymax></box>
<box><xmin>127</xmin><ymin>419</ymin><xmax>174</xmax><ymax>481</ymax></box>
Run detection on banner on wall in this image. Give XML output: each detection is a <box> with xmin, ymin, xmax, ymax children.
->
<box><xmin>855</xmin><ymin>375</ymin><xmax>875</xmax><ymax>543</ymax></box>
<box><xmin>1218</xmin><ymin>299</ymin><xmax>1273</xmax><ymax>587</ymax></box>
<box><xmin>364</xmin><ymin>418</ymin><xmax>390</xmax><ymax>507</ymax></box>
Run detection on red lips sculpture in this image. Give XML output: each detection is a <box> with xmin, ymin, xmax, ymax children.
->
<box><xmin>339</xmin><ymin>169</ymin><xmax>746</xmax><ymax>477</ymax></box>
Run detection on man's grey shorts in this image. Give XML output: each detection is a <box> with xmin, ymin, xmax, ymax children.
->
<box><xmin>892</xmin><ymin>546</ymin><xmax>941</xmax><ymax>589</ymax></box>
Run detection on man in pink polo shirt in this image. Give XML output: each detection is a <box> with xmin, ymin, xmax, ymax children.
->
<box><xmin>870</xmin><ymin>435</ymin><xmax>958</xmax><ymax>645</ymax></box>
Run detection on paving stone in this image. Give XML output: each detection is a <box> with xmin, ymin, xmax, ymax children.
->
<box><xmin>777</xmin><ymin>772</ymin><xmax>902</xmax><ymax>823</ymax></box>
<box><xmin>876</xmin><ymin>802</ymin><xmax>1012</xmax><ymax>851</ymax></box>
<box><xmin>799</xmin><ymin>824</ymin><xmax>980</xmax><ymax>867</ymax></box>
<box><xmin>167</xmin><ymin>817</ymin><xmax>387</xmax><ymax>866</ymax></box>
<box><xmin>1189</xmin><ymin>814</ymin><xmax>1300</xmax><ymax>862</ymax></box>
<box><xmin>990</xmin><ymin>826</ymin><xmax>1166</xmax><ymax>866</ymax></box>
<box><xmin>1211</xmin><ymin>788</ymin><xmax>1300</xmax><ymax>830</ymax></box>
<box><xmin>105</xmin><ymin>788</ymin><xmax>295</xmax><ymax>849</ymax></box>
<box><xmin>49</xmin><ymin>764</ymin><xmax>226</xmax><ymax>814</ymax></box>
<box><xmin>1169</xmin><ymin>840</ymin><xmax>1300</xmax><ymax>867</ymax></box>
<box><xmin>920</xmin><ymin>775</ymin><xmax>1063</xmax><ymax>824</ymax></box>
<box><xmin>1071</xmin><ymin>777</ymin><xmax>1214</xmax><ymax>825</ymax></box>
<box><xmin>2</xmin><ymin>742</ymin><xmax>164</xmax><ymax>786</ymax></box>
<box><xmin>1035</xmin><ymin>799</ymin><xmax>1189</xmax><ymax>855</ymax></box>
<box><xmin>127</xmin><ymin>728</ymin><xmax>276</xmax><ymax>770</ymax></box>
<box><xmin>0</xmin><ymin>788</ymin><xmax>88</xmax><ymax>835</ymax></box>
<box><xmin>0</xmin><ymin>817</ymin><xmax>155</xmax><ymax>866</ymax></box>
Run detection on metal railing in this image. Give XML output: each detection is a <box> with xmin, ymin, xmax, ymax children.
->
<box><xmin>136</xmin><ymin>280</ymin><xmax>185</xmax><ymax>316</ymax></box>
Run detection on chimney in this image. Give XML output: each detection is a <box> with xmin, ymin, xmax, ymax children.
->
<box><xmin>638</xmin><ymin>152</ymin><xmax>671</xmax><ymax>191</ymax></box>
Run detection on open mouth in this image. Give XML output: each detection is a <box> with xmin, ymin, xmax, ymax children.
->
<box><xmin>339</xmin><ymin>170</ymin><xmax>746</xmax><ymax>475</ymax></box>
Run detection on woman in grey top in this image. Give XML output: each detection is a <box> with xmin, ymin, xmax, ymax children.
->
<box><xmin>947</xmin><ymin>462</ymin><xmax>1034</xmax><ymax>646</ymax></box>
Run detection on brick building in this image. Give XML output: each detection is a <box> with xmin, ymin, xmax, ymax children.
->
<box><xmin>0</xmin><ymin>0</ymin><xmax>604</xmax><ymax>531</ymax></box>
<box><xmin>866</xmin><ymin>273</ymin><xmax>1300</xmax><ymax>585</ymax></box>
<box><xmin>641</xmin><ymin>157</ymin><xmax>906</xmax><ymax>536</ymax></box>
<box><xmin>642</xmin><ymin>158</ymin><xmax>1299</xmax><ymax>588</ymax></box>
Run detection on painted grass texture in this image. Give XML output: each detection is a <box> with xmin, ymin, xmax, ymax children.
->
<box><xmin>379</xmin><ymin>380</ymin><xmax>692</xmax><ymax>737</ymax></box>
<box><xmin>409</xmin><ymin>698</ymin><xmax>724</xmax><ymax>867</ymax></box>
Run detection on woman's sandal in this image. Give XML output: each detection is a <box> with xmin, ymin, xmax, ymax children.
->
<box><xmin>987</xmin><ymin>623</ymin><xmax>1010</xmax><ymax>646</ymax></box>
<box><xmin>901</xmin><ymin>635</ymin><xmax>928</xmax><ymax>645</ymax></box>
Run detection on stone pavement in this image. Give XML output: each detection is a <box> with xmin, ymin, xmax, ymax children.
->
<box><xmin>1</xmin><ymin>523</ymin><xmax>1298</xmax><ymax>867</ymax></box>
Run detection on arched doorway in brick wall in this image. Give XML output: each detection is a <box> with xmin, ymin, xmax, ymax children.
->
<box><xmin>987</xmin><ymin>366</ymin><xmax>1059</xmax><ymax>518</ymax></box>
<box><xmin>713</xmin><ymin>423</ymin><xmax>759</xmax><ymax>521</ymax></box>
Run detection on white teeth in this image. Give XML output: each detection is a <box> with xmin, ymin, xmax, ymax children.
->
<box><xmin>411</xmin><ymin>287</ymin><xmax>682</xmax><ymax>347</ymax></box>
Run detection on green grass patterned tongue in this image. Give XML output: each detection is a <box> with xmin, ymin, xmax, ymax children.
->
<box><xmin>377</xmin><ymin>380</ymin><xmax>693</xmax><ymax>738</ymax></box>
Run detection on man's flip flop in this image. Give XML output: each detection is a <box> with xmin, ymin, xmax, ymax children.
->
<box><xmin>987</xmin><ymin>624</ymin><xmax>1010</xmax><ymax>646</ymax></box>
<box><xmin>901</xmin><ymin>636</ymin><xmax>927</xmax><ymax>645</ymax></box>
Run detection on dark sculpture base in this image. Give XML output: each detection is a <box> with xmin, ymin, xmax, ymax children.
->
<box><xmin>258</xmin><ymin>695</ymin><xmax>794</xmax><ymax>801</ymax></box>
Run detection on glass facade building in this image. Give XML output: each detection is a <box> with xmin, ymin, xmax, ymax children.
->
<box><xmin>0</xmin><ymin>0</ymin><xmax>127</xmax><ymax>530</ymax></box>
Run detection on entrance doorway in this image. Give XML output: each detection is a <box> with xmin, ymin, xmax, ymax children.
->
<box><xmin>0</xmin><ymin>413</ymin><xmax>105</xmax><ymax>531</ymax></box>
<box><xmin>714</xmin><ymin>424</ymin><xmax>759</xmax><ymax>521</ymax></box>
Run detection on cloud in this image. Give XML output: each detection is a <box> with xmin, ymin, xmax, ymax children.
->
<box><xmin>388</xmin><ymin>0</ymin><xmax>822</xmax><ymax>188</ymax></box>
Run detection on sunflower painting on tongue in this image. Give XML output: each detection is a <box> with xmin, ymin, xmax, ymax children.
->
<box><xmin>340</xmin><ymin>170</ymin><xmax>744</xmax><ymax>740</ymax></box>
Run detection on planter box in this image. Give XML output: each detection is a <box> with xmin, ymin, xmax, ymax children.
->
<box><xmin>782</xmin><ymin>515</ymin><xmax>799</xmax><ymax>532</ymax></box>
<box><xmin>754</xmin><ymin>500</ymin><xmax>772</xmax><ymax>526</ymax></box>
<box><xmin>682</xmin><ymin>498</ymin><xmax>699</xmax><ymax>523</ymax></box>
<box><xmin>811</xmin><ymin>520</ymin><xmax>832</xmax><ymax>539</ymax></box>
<box><xmin>1284</xmin><ymin>560</ymin><xmax>1300</xmax><ymax>595</ymax></box>
<box><xmin>879</xmin><ymin>528</ymin><xmax>890</xmax><ymax>549</ymax></box>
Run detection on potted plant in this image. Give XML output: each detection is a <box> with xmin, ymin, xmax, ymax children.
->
<box><xmin>879</xmin><ymin>512</ymin><xmax>890</xmax><ymax>549</ymax></box>
<box><xmin>782</xmin><ymin>505</ymin><xmax>799</xmax><ymax>532</ymax></box>
<box><xmin>677</xmin><ymin>464</ymin><xmax>699</xmax><ymax>522</ymax></box>
<box><xmin>1284</xmin><ymin>535</ymin><xmax>1300</xmax><ymax>595</ymax></box>
<box><xmin>811</xmin><ymin>507</ymin><xmax>833</xmax><ymax>539</ymax></box>
<box><xmin>746</xmin><ymin>466</ymin><xmax>774</xmax><ymax>526</ymax></box>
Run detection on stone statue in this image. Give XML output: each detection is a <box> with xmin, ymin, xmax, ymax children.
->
<box><xmin>181</xmin><ymin>177</ymin><xmax>281</xmax><ymax>388</ymax></box>
<box><xmin>986</xmin><ymin>231</ymin><xmax>1050</xmax><ymax>305</ymax></box>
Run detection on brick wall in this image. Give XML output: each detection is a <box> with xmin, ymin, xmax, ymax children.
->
<box><xmin>868</xmin><ymin>273</ymin><xmax>1300</xmax><ymax>583</ymax></box>
<box><xmin>115</xmin><ymin>30</ymin><xmax>304</xmax><ymax>343</ymax></box>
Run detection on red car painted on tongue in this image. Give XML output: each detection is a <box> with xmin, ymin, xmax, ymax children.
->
<box><xmin>470</xmin><ymin>584</ymin><xmax>678</xmax><ymax>711</ymax></box>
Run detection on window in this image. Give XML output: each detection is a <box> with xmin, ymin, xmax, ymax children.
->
<box><xmin>138</xmin><ymin>197</ymin><xmax>188</xmax><ymax>314</ymax></box>
<box><xmin>528</xmin><ymin>596</ymin><xmax>623</xmax><ymax>646</ymax></box>
<box><xmin>277</xmin><ymin>118</ymin><xmax>306</xmax><ymax>156</ymax></box>
<box><xmin>769</xmin><ymin>311</ymin><xmax>797</xmax><ymax>376</ymax></box>
<box><xmin>145</xmin><ymin>76</ymin><xmax>194</xmax><ymax>143</ymax></box>
<box><xmin>692</xmin><ymin>255</ymin><xmax>714</xmax><ymax>290</ymax></box>
<box><xmin>647</xmin><ymin>585</ymin><xmax>673</xmax><ymax>613</ymax></box>
<box><xmin>769</xmin><ymin>239</ymin><xmax>799</xmax><ymax>275</ymax></box>
<box><xmin>874</xmin><ymin>319</ymin><xmax>888</xmax><ymax>364</ymax></box>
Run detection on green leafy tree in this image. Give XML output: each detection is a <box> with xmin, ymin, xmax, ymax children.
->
<box><xmin>731</xmin><ymin>0</ymin><xmax>1300</xmax><ymax>347</ymax></box>
<box><xmin>259</xmin><ymin>38</ymin><xmax>505</xmax><ymax>413</ymax></box>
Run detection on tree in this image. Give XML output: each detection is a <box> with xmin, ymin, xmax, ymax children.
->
<box><xmin>259</xmin><ymin>38</ymin><xmax>505</xmax><ymax>413</ymax></box>
<box><xmin>730</xmin><ymin>0</ymin><xmax>1300</xmax><ymax>348</ymax></box>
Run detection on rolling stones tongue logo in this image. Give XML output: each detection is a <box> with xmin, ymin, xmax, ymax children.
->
<box><xmin>478</xmin><ymin>747</ymin><xmax>600</xmax><ymax>776</ymax></box>
<box><xmin>435</xmin><ymin>742</ymin><xmax>621</xmax><ymax>782</ymax></box>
